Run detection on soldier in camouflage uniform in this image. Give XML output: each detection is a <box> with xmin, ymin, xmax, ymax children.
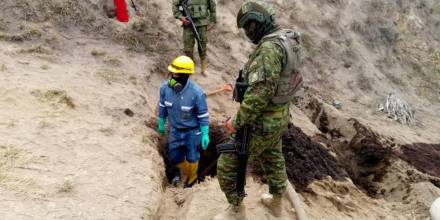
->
<box><xmin>172</xmin><ymin>0</ymin><xmax>217</xmax><ymax>75</ymax></box>
<box><xmin>214</xmin><ymin>1</ymin><xmax>303</xmax><ymax>219</ymax></box>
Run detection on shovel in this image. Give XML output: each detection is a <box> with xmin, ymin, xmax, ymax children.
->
<box><xmin>207</xmin><ymin>83</ymin><xmax>233</xmax><ymax>96</ymax></box>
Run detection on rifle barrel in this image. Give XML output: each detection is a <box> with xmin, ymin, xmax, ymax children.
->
<box><xmin>130</xmin><ymin>0</ymin><xmax>137</xmax><ymax>11</ymax></box>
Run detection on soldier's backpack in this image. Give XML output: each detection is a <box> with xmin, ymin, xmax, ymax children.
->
<box><xmin>260</xmin><ymin>29</ymin><xmax>303</xmax><ymax>104</ymax></box>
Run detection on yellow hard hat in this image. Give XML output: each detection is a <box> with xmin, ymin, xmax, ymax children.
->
<box><xmin>167</xmin><ymin>56</ymin><xmax>195</xmax><ymax>74</ymax></box>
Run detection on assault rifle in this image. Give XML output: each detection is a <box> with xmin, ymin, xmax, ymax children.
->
<box><xmin>216</xmin><ymin>69</ymin><xmax>250</xmax><ymax>199</ymax></box>
<box><xmin>130</xmin><ymin>0</ymin><xmax>137</xmax><ymax>12</ymax></box>
<box><xmin>180</xmin><ymin>0</ymin><xmax>204</xmax><ymax>54</ymax></box>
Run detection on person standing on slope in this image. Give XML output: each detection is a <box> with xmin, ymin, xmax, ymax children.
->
<box><xmin>172</xmin><ymin>0</ymin><xmax>217</xmax><ymax>76</ymax></box>
<box><xmin>157</xmin><ymin>56</ymin><xmax>210</xmax><ymax>187</ymax></box>
<box><xmin>214</xmin><ymin>0</ymin><xmax>303</xmax><ymax>219</ymax></box>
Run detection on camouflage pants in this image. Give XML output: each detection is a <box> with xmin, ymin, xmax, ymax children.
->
<box><xmin>183</xmin><ymin>25</ymin><xmax>208</xmax><ymax>61</ymax></box>
<box><xmin>217</xmin><ymin>130</ymin><xmax>288</xmax><ymax>206</ymax></box>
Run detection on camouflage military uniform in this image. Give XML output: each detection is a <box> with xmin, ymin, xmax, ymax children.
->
<box><xmin>217</xmin><ymin>34</ymin><xmax>290</xmax><ymax>206</ymax></box>
<box><xmin>172</xmin><ymin>0</ymin><xmax>216</xmax><ymax>61</ymax></box>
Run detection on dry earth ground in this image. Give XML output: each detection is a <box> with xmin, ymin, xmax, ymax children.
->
<box><xmin>0</xmin><ymin>0</ymin><xmax>439</xmax><ymax>219</ymax></box>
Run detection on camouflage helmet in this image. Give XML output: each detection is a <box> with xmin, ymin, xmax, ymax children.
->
<box><xmin>236</xmin><ymin>0</ymin><xmax>276</xmax><ymax>29</ymax></box>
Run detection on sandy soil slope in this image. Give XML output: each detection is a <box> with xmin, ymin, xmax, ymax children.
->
<box><xmin>0</xmin><ymin>37</ymin><xmax>166</xmax><ymax>219</ymax></box>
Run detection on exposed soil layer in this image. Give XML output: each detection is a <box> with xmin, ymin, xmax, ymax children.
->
<box><xmin>347</xmin><ymin>135</ymin><xmax>392</xmax><ymax>197</ymax></box>
<box><xmin>331</xmin><ymin>119</ymin><xmax>393</xmax><ymax>197</ymax></box>
<box><xmin>398</xmin><ymin>143</ymin><xmax>440</xmax><ymax>177</ymax></box>
<box><xmin>282</xmin><ymin>123</ymin><xmax>347</xmax><ymax>191</ymax></box>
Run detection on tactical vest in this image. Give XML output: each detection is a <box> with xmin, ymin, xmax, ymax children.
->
<box><xmin>260</xmin><ymin>29</ymin><xmax>303</xmax><ymax>104</ymax></box>
<box><xmin>185</xmin><ymin>0</ymin><xmax>210</xmax><ymax>20</ymax></box>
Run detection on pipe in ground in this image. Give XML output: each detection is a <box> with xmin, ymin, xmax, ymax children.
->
<box><xmin>286</xmin><ymin>182</ymin><xmax>308</xmax><ymax>220</ymax></box>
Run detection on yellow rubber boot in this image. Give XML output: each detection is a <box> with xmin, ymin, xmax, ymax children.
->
<box><xmin>186</xmin><ymin>162</ymin><xmax>198</xmax><ymax>187</ymax></box>
<box><xmin>176</xmin><ymin>161</ymin><xmax>190</xmax><ymax>187</ymax></box>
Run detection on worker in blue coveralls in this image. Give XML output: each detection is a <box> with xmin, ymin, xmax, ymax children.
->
<box><xmin>158</xmin><ymin>55</ymin><xmax>210</xmax><ymax>187</ymax></box>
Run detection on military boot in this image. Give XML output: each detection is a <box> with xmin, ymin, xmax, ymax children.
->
<box><xmin>212</xmin><ymin>204</ymin><xmax>246</xmax><ymax>220</ymax></box>
<box><xmin>201</xmin><ymin>59</ymin><xmax>208</xmax><ymax>76</ymax></box>
<box><xmin>261</xmin><ymin>193</ymin><xmax>283</xmax><ymax>217</ymax></box>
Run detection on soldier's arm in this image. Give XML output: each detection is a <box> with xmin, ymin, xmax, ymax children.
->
<box><xmin>233</xmin><ymin>42</ymin><xmax>284</xmax><ymax>129</ymax></box>
<box><xmin>209</xmin><ymin>0</ymin><xmax>217</xmax><ymax>24</ymax></box>
<box><xmin>172</xmin><ymin>0</ymin><xmax>184</xmax><ymax>19</ymax></box>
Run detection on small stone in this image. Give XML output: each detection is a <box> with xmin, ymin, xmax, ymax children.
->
<box><xmin>332</xmin><ymin>100</ymin><xmax>342</xmax><ymax>109</ymax></box>
<box><xmin>124</xmin><ymin>108</ymin><xmax>134</xmax><ymax>117</ymax></box>
<box><xmin>174</xmin><ymin>194</ymin><xmax>186</xmax><ymax>206</ymax></box>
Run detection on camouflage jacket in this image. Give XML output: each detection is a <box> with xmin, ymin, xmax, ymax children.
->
<box><xmin>172</xmin><ymin>0</ymin><xmax>217</xmax><ymax>27</ymax></box>
<box><xmin>233</xmin><ymin>36</ymin><xmax>290</xmax><ymax>134</ymax></box>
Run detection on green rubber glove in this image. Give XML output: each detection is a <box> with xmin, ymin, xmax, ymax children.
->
<box><xmin>201</xmin><ymin>125</ymin><xmax>210</xmax><ymax>150</ymax></box>
<box><xmin>158</xmin><ymin>117</ymin><xmax>166</xmax><ymax>135</ymax></box>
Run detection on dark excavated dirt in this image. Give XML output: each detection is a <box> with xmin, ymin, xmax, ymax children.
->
<box><xmin>197</xmin><ymin>123</ymin><xmax>229</xmax><ymax>179</ymax></box>
<box><xmin>282</xmin><ymin>123</ymin><xmax>347</xmax><ymax>191</ymax></box>
<box><xmin>398</xmin><ymin>143</ymin><xmax>440</xmax><ymax>177</ymax></box>
<box><xmin>347</xmin><ymin>135</ymin><xmax>392</xmax><ymax>197</ymax></box>
<box><xmin>354</xmin><ymin>137</ymin><xmax>391</xmax><ymax>167</ymax></box>
<box><xmin>330</xmin><ymin>119</ymin><xmax>393</xmax><ymax>197</ymax></box>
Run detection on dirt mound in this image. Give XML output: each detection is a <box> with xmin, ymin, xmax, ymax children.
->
<box><xmin>282</xmin><ymin>123</ymin><xmax>347</xmax><ymax>191</ymax></box>
<box><xmin>398</xmin><ymin>143</ymin><xmax>440</xmax><ymax>177</ymax></box>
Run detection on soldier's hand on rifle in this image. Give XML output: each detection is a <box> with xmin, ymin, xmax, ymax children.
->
<box><xmin>208</xmin><ymin>23</ymin><xmax>214</xmax><ymax>31</ymax></box>
<box><xmin>180</xmin><ymin>16</ymin><xmax>191</xmax><ymax>26</ymax></box>
<box><xmin>226</xmin><ymin>118</ymin><xmax>237</xmax><ymax>134</ymax></box>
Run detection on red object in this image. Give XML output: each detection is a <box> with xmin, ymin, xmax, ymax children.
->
<box><xmin>226</xmin><ymin>118</ymin><xmax>237</xmax><ymax>133</ymax></box>
<box><xmin>114</xmin><ymin>0</ymin><xmax>129</xmax><ymax>22</ymax></box>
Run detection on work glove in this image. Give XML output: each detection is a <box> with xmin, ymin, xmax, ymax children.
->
<box><xmin>201</xmin><ymin>125</ymin><xmax>210</xmax><ymax>150</ymax></box>
<box><xmin>158</xmin><ymin>117</ymin><xmax>166</xmax><ymax>135</ymax></box>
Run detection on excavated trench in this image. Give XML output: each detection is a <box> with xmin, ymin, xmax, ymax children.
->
<box><xmin>149</xmin><ymin>116</ymin><xmax>392</xmax><ymax>195</ymax></box>
<box><xmin>300</xmin><ymin>97</ymin><xmax>395</xmax><ymax>196</ymax></box>
<box><xmin>147</xmin><ymin>121</ymin><xmax>228</xmax><ymax>185</ymax></box>
<box><xmin>297</xmin><ymin>95</ymin><xmax>440</xmax><ymax>196</ymax></box>
<box><xmin>147</xmin><ymin>104</ymin><xmax>439</xmax><ymax>197</ymax></box>
<box><xmin>341</xmin><ymin>120</ymin><xmax>394</xmax><ymax>196</ymax></box>
<box><xmin>148</xmin><ymin>117</ymin><xmax>351</xmax><ymax>189</ymax></box>
<box><xmin>152</xmin><ymin>118</ymin><xmax>351</xmax><ymax>189</ymax></box>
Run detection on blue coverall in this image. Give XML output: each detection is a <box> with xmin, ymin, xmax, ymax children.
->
<box><xmin>159</xmin><ymin>80</ymin><xmax>209</xmax><ymax>164</ymax></box>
